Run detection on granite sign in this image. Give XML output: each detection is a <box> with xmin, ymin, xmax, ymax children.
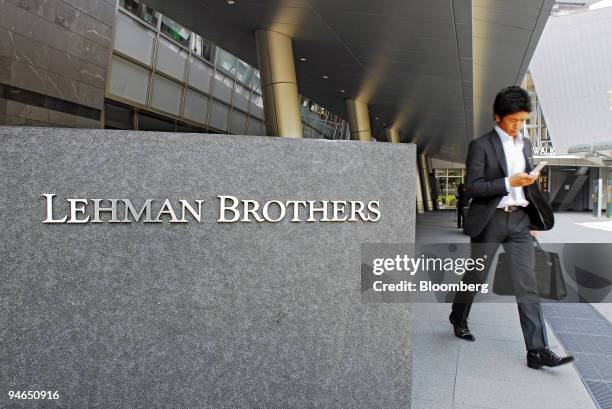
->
<box><xmin>1</xmin><ymin>127</ymin><xmax>415</xmax><ymax>409</ymax></box>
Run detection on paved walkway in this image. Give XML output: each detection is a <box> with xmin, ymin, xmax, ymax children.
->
<box><xmin>412</xmin><ymin>210</ymin><xmax>604</xmax><ymax>409</ymax></box>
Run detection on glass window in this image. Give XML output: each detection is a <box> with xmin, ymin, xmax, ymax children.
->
<box><xmin>119</xmin><ymin>0</ymin><xmax>159</xmax><ymax>26</ymax></box>
<box><xmin>215</xmin><ymin>48</ymin><xmax>237</xmax><ymax>77</ymax></box>
<box><xmin>236</xmin><ymin>59</ymin><xmax>256</xmax><ymax>86</ymax></box>
<box><xmin>104</xmin><ymin>101</ymin><xmax>133</xmax><ymax>129</ymax></box>
<box><xmin>176</xmin><ymin>124</ymin><xmax>195</xmax><ymax>132</ymax></box>
<box><xmin>150</xmin><ymin>75</ymin><xmax>182</xmax><ymax>116</ymax></box>
<box><xmin>250</xmin><ymin>93</ymin><xmax>264</xmax><ymax>119</ymax></box>
<box><xmin>176</xmin><ymin>123</ymin><xmax>201</xmax><ymax>133</ymax></box>
<box><xmin>258</xmin><ymin>120</ymin><xmax>267</xmax><ymax>136</ymax></box>
<box><xmin>109</xmin><ymin>55</ymin><xmax>150</xmax><ymax>104</ymax></box>
<box><xmin>212</xmin><ymin>71</ymin><xmax>233</xmax><ymax>103</ymax></box>
<box><xmin>233</xmin><ymin>83</ymin><xmax>250</xmax><ymax>112</ymax></box>
<box><xmin>187</xmin><ymin>57</ymin><xmax>213</xmax><ymax>93</ymax></box>
<box><xmin>191</xmin><ymin>34</ymin><xmax>204</xmax><ymax>57</ymax></box>
<box><xmin>138</xmin><ymin>112</ymin><xmax>174</xmax><ymax>132</ymax></box>
<box><xmin>160</xmin><ymin>15</ymin><xmax>190</xmax><ymax>47</ymax></box>
<box><xmin>115</xmin><ymin>12</ymin><xmax>156</xmax><ymax>65</ymax></box>
<box><xmin>251</xmin><ymin>70</ymin><xmax>261</xmax><ymax>92</ymax></box>
<box><xmin>183</xmin><ymin>89</ymin><xmax>209</xmax><ymax>125</ymax></box>
<box><xmin>434</xmin><ymin>169</ymin><xmax>465</xmax><ymax>209</ymax></box>
<box><xmin>435</xmin><ymin>174</ymin><xmax>448</xmax><ymax>209</ymax></box>
<box><xmin>200</xmin><ymin>41</ymin><xmax>215</xmax><ymax>63</ymax></box>
<box><xmin>209</xmin><ymin>100</ymin><xmax>229</xmax><ymax>131</ymax></box>
<box><xmin>156</xmin><ymin>37</ymin><xmax>188</xmax><ymax>80</ymax></box>
<box><xmin>190</xmin><ymin>35</ymin><xmax>214</xmax><ymax>62</ymax></box>
<box><xmin>246</xmin><ymin>116</ymin><xmax>259</xmax><ymax>135</ymax></box>
<box><xmin>229</xmin><ymin>109</ymin><xmax>247</xmax><ymax>134</ymax></box>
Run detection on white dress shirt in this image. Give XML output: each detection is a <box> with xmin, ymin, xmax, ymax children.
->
<box><xmin>496</xmin><ymin>126</ymin><xmax>529</xmax><ymax>208</ymax></box>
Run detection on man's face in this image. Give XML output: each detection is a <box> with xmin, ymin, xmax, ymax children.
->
<box><xmin>495</xmin><ymin>111</ymin><xmax>529</xmax><ymax>137</ymax></box>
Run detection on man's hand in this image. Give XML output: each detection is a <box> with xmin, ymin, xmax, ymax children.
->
<box><xmin>529</xmin><ymin>230</ymin><xmax>538</xmax><ymax>238</ymax></box>
<box><xmin>509</xmin><ymin>172</ymin><xmax>538</xmax><ymax>187</ymax></box>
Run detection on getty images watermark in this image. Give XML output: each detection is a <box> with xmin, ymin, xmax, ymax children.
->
<box><xmin>361</xmin><ymin>243</ymin><xmax>612</xmax><ymax>304</ymax></box>
<box><xmin>371</xmin><ymin>253</ymin><xmax>487</xmax><ymax>293</ymax></box>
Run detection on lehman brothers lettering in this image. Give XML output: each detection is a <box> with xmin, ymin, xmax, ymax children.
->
<box><xmin>42</xmin><ymin>194</ymin><xmax>381</xmax><ymax>224</ymax></box>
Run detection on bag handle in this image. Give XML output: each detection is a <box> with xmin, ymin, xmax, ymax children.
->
<box><xmin>531</xmin><ymin>235</ymin><xmax>544</xmax><ymax>251</ymax></box>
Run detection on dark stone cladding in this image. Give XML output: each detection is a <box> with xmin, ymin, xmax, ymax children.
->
<box><xmin>0</xmin><ymin>0</ymin><xmax>116</xmax><ymax>126</ymax></box>
<box><xmin>0</xmin><ymin>83</ymin><xmax>101</xmax><ymax>120</ymax></box>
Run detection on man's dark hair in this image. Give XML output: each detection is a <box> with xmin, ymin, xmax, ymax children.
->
<box><xmin>493</xmin><ymin>86</ymin><xmax>531</xmax><ymax>118</ymax></box>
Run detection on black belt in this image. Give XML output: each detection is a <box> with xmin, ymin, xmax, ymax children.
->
<box><xmin>498</xmin><ymin>205</ymin><xmax>523</xmax><ymax>213</ymax></box>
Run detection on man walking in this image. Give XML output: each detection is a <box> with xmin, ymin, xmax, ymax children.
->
<box><xmin>449</xmin><ymin>86</ymin><xmax>574</xmax><ymax>369</ymax></box>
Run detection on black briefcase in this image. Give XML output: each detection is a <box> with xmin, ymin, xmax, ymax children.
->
<box><xmin>493</xmin><ymin>239</ymin><xmax>567</xmax><ymax>300</ymax></box>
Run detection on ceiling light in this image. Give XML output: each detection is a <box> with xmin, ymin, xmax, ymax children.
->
<box><xmin>375</xmin><ymin>117</ymin><xmax>379</xmax><ymax>120</ymax></box>
<box><xmin>300</xmin><ymin>57</ymin><xmax>307</xmax><ymax>62</ymax></box>
<box><xmin>226</xmin><ymin>0</ymin><xmax>235</xmax><ymax>4</ymax></box>
<box><xmin>322</xmin><ymin>75</ymin><xmax>328</xmax><ymax>79</ymax></box>
<box><xmin>340</xmin><ymin>89</ymin><xmax>345</xmax><ymax>93</ymax></box>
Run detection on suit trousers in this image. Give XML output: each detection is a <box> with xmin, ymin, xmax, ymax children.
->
<box><xmin>451</xmin><ymin>208</ymin><xmax>548</xmax><ymax>351</ymax></box>
<box><xmin>457</xmin><ymin>205</ymin><xmax>465</xmax><ymax>228</ymax></box>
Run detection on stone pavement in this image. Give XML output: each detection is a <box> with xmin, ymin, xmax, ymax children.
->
<box><xmin>412</xmin><ymin>210</ymin><xmax>606</xmax><ymax>409</ymax></box>
<box><xmin>411</xmin><ymin>303</ymin><xmax>597</xmax><ymax>409</ymax></box>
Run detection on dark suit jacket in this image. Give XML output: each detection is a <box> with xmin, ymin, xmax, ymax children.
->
<box><xmin>463</xmin><ymin>130</ymin><xmax>554</xmax><ymax>238</ymax></box>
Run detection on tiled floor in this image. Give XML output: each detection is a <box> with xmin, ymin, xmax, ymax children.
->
<box><xmin>412</xmin><ymin>210</ymin><xmax>610</xmax><ymax>409</ymax></box>
<box><xmin>411</xmin><ymin>303</ymin><xmax>597</xmax><ymax>409</ymax></box>
<box><xmin>543</xmin><ymin>303</ymin><xmax>612</xmax><ymax>409</ymax></box>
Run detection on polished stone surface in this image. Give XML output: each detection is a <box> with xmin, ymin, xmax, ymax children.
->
<box><xmin>1</xmin><ymin>127</ymin><xmax>416</xmax><ymax>409</ymax></box>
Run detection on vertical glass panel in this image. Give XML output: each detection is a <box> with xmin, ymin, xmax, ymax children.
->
<box><xmin>233</xmin><ymin>83</ymin><xmax>250</xmax><ymax>112</ymax></box>
<box><xmin>209</xmin><ymin>100</ymin><xmax>229</xmax><ymax>131</ymax></box>
<box><xmin>156</xmin><ymin>37</ymin><xmax>188</xmax><ymax>80</ymax></box>
<box><xmin>109</xmin><ymin>55</ymin><xmax>150</xmax><ymax>104</ymax></box>
<box><xmin>250</xmin><ymin>93</ymin><xmax>264</xmax><ymax>119</ymax></box>
<box><xmin>258</xmin><ymin>120</ymin><xmax>267</xmax><ymax>136</ymax></box>
<box><xmin>119</xmin><ymin>0</ymin><xmax>159</xmax><ymax>26</ymax></box>
<box><xmin>229</xmin><ymin>109</ymin><xmax>247</xmax><ymax>134</ymax></box>
<box><xmin>183</xmin><ymin>89</ymin><xmax>209</xmax><ymax>125</ymax></box>
<box><xmin>160</xmin><ymin>15</ymin><xmax>191</xmax><ymax>47</ymax></box>
<box><xmin>447</xmin><ymin>177</ymin><xmax>462</xmax><ymax>208</ymax></box>
<box><xmin>215</xmin><ymin>48</ymin><xmax>237</xmax><ymax>77</ymax></box>
<box><xmin>251</xmin><ymin>71</ymin><xmax>261</xmax><ymax>92</ymax></box>
<box><xmin>191</xmin><ymin>34</ymin><xmax>203</xmax><ymax>56</ymax></box>
<box><xmin>187</xmin><ymin>57</ymin><xmax>213</xmax><ymax>93</ymax></box>
<box><xmin>236</xmin><ymin>59</ymin><xmax>255</xmax><ymax>86</ymax></box>
<box><xmin>150</xmin><ymin>75</ymin><xmax>182</xmax><ymax>116</ymax></box>
<box><xmin>200</xmin><ymin>40</ymin><xmax>215</xmax><ymax>63</ymax></box>
<box><xmin>246</xmin><ymin>116</ymin><xmax>259</xmax><ymax>135</ymax></box>
<box><xmin>115</xmin><ymin>13</ymin><xmax>156</xmax><ymax>65</ymax></box>
<box><xmin>212</xmin><ymin>71</ymin><xmax>233</xmax><ymax>103</ymax></box>
<box><xmin>435</xmin><ymin>175</ymin><xmax>448</xmax><ymax>209</ymax></box>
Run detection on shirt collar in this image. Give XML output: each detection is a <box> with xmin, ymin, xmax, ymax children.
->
<box><xmin>495</xmin><ymin>125</ymin><xmax>523</xmax><ymax>143</ymax></box>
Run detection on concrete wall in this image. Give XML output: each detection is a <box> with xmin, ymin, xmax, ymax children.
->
<box><xmin>0</xmin><ymin>0</ymin><xmax>116</xmax><ymax>127</ymax></box>
<box><xmin>1</xmin><ymin>127</ymin><xmax>416</xmax><ymax>409</ymax></box>
<box><xmin>530</xmin><ymin>7</ymin><xmax>612</xmax><ymax>154</ymax></box>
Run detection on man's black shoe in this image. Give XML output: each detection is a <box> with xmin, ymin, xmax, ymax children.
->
<box><xmin>449</xmin><ymin>313</ymin><xmax>475</xmax><ymax>342</ymax></box>
<box><xmin>527</xmin><ymin>348</ymin><xmax>574</xmax><ymax>369</ymax></box>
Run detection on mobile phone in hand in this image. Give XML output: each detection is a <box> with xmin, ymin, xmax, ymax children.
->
<box><xmin>530</xmin><ymin>161</ymin><xmax>547</xmax><ymax>176</ymax></box>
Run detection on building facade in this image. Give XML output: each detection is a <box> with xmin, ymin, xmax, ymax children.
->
<box><xmin>0</xmin><ymin>0</ymin><xmax>349</xmax><ymax>139</ymax></box>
